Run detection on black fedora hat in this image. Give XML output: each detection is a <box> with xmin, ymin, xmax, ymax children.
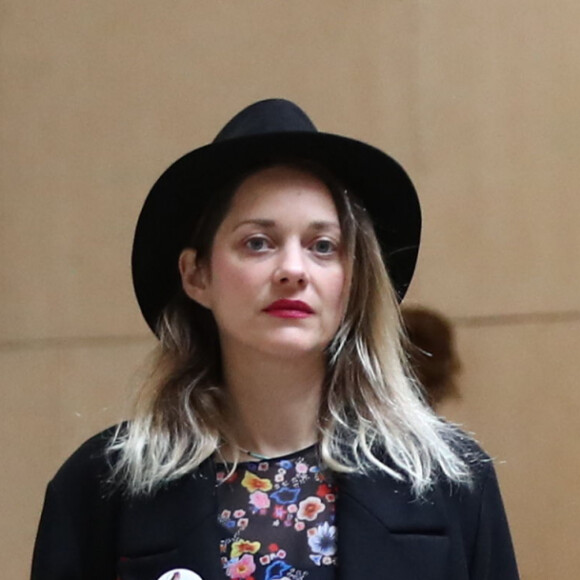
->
<box><xmin>132</xmin><ymin>98</ymin><xmax>421</xmax><ymax>335</ymax></box>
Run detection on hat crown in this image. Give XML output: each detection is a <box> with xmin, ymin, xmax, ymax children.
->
<box><xmin>213</xmin><ymin>99</ymin><xmax>317</xmax><ymax>143</ymax></box>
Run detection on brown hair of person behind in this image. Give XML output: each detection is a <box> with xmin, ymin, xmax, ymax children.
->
<box><xmin>401</xmin><ymin>306</ymin><xmax>462</xmax><ymax>409</ymax></box>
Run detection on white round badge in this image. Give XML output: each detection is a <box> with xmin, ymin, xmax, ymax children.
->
<box><xmin>157</xmin><ymin>569</ymin><xmax>203</xmax><ymax>580</ymax></box>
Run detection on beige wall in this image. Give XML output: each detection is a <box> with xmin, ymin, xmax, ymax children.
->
<box><xmin>2</xmin><ymin>1</ymin><xmax>578</xmax><ymax>577</ymax></box>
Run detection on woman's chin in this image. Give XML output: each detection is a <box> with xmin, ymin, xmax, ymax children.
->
<box><xmin>254</xmin><ymin>336</ymin><xmax>329</xmax><ymax>360</ymax></box>
<box><xmin>220</xmin><ymin>327</ymin><xmax>334</xmax><ymax>361</ymax></box>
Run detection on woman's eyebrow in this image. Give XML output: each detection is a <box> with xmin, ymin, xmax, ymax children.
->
<box><xmin>234</xmin><ymin>218</ymin><xmax>275</xmax><ymax>229</ymax></box>
<box><xmin>309</xmin><ymin>220</ymin><xmax>341</xmax><ymax>232</ymax></box>
<box><xmin>232</xmin><ymin>218</ymin><xmax>276</xmax><ymax>232</ymax></box>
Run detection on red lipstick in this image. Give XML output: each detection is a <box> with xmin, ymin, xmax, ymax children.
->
<box><xmin>264</xmin><ymin>299</ymin><xmax>314</xmax><ymax>319</ymax></box>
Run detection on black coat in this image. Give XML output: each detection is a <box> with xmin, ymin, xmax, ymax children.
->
<box><xmin>31</xmin><ymin>428</ymin><xmax>519</xmax><ymax>580</ymax></box>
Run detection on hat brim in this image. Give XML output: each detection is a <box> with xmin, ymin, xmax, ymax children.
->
<box><xmin>132</xmin><ymin>131</ymin><xmax>421</xmax><ymax>334</ymax></box>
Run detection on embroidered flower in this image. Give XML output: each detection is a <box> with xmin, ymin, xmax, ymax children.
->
<box><xmin>279</xmin><ymin>460</ymin><xmax>293</xmax><ymax>470</ymax></box>
<box><xmin>294</xmin><ymin>521</ymin><xmax>305</xmax><ymax>531</ymax></box>
<box><xmin>265</xmin><ymin>561</ymin><xmax>291</xmax><ymax>580</ymax></box>
<box><xmin>272</xmin><ymin>505</ymin><xmax>287</xmax><ymax>520</ymax></box>
<box><xmin>270</xmin><ymin>486</ymin><xmax>300</xmax><ymax>505</ymax></box>
<box><xmin>241</xmin><ymin>471</ymin><xmax>272</xmax><ymax>493</ymax></box>
<box><xmin>231</xmin><ymin>539</ymin><xmax>261</xmax><ymax>558</ymax></box>
<box><xmin>287</xmin><ymin>504</ymin><xmax>297</xmax><ymax>513</ymax></box>
<box><xmin>295</xmin><ymin>462</ymin><xmax>308</xmax><ymax>474</ymax></box>
<box><xmin>307</xmin><ymin>522</ymin><xmax>337</xmax><ymax>556</ymax></box>
<box><xmin>316</xmin><ymin>483</ymin><xmax>333</xmax><ymax>498</ymax></box>
<box><xmin>249</xmin><ymin>490</ymin><xmax>270</xmax><ymax>510</ymax></box>
<box><xmin>238</xmin><ymin>518</ymin><xmax>249</xmax><ymax>529</ymax></box>
<box><xmin>233</xmin><ymin>509</ymin><xmax>246</xmax><ymax>518</ymax></box>
<box><xmin>297</xmin><ymin>496</ymin><xmax>325</xmax><ymax>521</ymax></box>
<box><xmin>226</xmin><ymin>554</ymin><xmax>256</xmax><ymax>578</ymax></box>
<box><xmin>258</xmin><ymin>462</ymin><xmax>269</xmax><ymax>471</ymax></box>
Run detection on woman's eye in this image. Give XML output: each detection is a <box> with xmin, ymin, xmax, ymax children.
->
<box><xmin>312</xmin><ymin>239</ymin><xmax>337</xmax><ymax>255</ymax></box>
<box><xmin>245</xmin><ymin>236</ymin><xmax>270</xmax><ymax>252</ymax></box>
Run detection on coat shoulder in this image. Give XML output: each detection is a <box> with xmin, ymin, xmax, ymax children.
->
<box><xmin>436</xmin><ymin>428</ymin><xmax>500</xmax><ymax>516</ymax></box>
<box><xmin>31</xmin><ymin>425</ymin><xmax>126</xmax><ymax>579</ymax></box>
<box><xmin>435</xmin><ymin>430</ymin><xmax>520</xmax><ymax>578</ymax></box>
<box><xmin>49</xmin><ymin>424</ymin><xmax>123</xmax><ymax>493</ymax></box>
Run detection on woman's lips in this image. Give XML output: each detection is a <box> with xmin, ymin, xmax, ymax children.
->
<box><xmin>264</xmin><ymin>299</ymin><xmax>314</xmax><ymax>319</ymax></box>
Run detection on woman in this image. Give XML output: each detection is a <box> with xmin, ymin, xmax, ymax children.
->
<box><xmin>32</xmin><ymin>99</ymin><xmax>519</xmax><ymax>580</ymax></box>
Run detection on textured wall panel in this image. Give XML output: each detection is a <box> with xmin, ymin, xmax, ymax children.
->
<box><xmin>439</xmin><ymin>319</ymin><xmax>580</xmax><ymax>580</ymax></box>
<box><xmin>0</xmin><ymin>339</ymin><xmax>153</xmax><ymax>576</ymax></box>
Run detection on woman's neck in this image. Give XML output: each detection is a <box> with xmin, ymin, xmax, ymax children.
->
<box><xmin>220</xmin><ymin>344</ymin><xmax>325</xmax><ymax>460</ymax></box>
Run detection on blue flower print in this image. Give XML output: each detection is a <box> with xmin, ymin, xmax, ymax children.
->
<box><xmin>278</xmin><ymin>459</ymin><xmax>293</xmax><ymax>470</ymax></box>
<box><xmin>270</xmin><ymin>486</ymin><xmax>300</xmax><ymax>505</ymax></box>
<box><xmin>307</xmin><ymin>521</ymin><xmax>337</xmax><ymax>556</ymax></box>
<box><xmin>265</xmin><ymin>560</ymin><xmax>292</xmax><ymax>580</ymax></box>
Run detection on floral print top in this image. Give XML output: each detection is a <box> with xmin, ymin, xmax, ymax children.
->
<box><xmin>215</xmin><ymin>446</ymin><xmax>337</xmax><ymax>580</ymax></box>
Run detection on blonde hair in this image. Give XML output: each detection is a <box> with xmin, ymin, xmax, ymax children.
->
<box><xmin>109</xmin><ymin>162</ymin><xmax>476</xmax><ymax>496</ymax></box>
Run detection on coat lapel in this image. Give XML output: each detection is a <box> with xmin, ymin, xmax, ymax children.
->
<box><xmin>337</xmin><ymin>472</ymin><xmax>452</xmax><ymax>580</ymax></box>
<box><xmin>117</xmin><ymin>458</ymin><xmax>223</xmax><ymax>580</ymax></box>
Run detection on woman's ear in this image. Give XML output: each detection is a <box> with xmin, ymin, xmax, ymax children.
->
<box><xmin>178</xmin><ymin>248</ymin><xmax>212</xmax><ymax>309</ymax></box>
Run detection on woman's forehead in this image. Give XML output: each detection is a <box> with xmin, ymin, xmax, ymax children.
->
<box><xmin>226</xmin><ymin>164</ymin><xmax>339</xmax><ymax>217</ymax></box>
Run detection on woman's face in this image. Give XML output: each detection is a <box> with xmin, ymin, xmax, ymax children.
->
<box><xmin>182</xmin><ymin>165</ymin><xmax>348</xmax><ymax>360</ymax></box>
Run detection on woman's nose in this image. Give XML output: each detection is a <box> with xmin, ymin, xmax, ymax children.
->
<box><xmin>274</xmin><ymin>244</ymin><xmax>308</xmax><ymax>287</ymax></box>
